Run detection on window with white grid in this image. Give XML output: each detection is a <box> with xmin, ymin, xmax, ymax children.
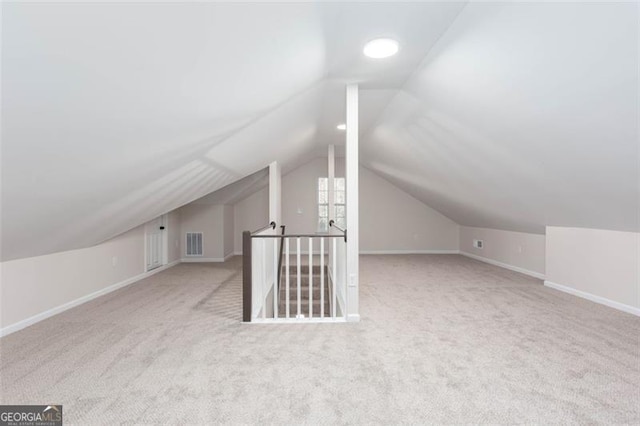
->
<box><xmin>318</xmin><ymin>177</ymin><xmax>345</xmax><ymax>232</ymax></box>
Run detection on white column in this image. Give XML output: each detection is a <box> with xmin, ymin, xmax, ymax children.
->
<box><xmin>269</xmin><ymin>161</ymin><xmax>281</xmax><ymax>318</ymax></box>
<box><xmin>345</xmin><ymin>84</ymin><xmax>359</xmax><ymax>322</ymax></box>
<box><xmin>269</xmin><ymin>161</ymin><xmax>281</xmax><ymax>226</ymax></box>
<box><xmin>328</xmin><ymin>145</ymin><xmax>335</xmax><ymax>226</ymax></box>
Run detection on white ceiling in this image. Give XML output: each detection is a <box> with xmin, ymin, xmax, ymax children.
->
<box><xmin>2</xmin><ymin>1</ymin><xmax>638</xmax><ymax>261</ymax></box>
<box><xmin>192</xmin><ymin>168</ymin><xmax>269</xmax><ymax>206</ymax></box>
<box><xmin>362</xmin><ymin>1</ymin><xmax>639</xmax><ymax>234</ymax></box>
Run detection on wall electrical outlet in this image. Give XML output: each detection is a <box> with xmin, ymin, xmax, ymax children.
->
<box><xmin>473</xmin><ymin>239</ymin><xmax>484</xmax><ymax>249</ymax></box>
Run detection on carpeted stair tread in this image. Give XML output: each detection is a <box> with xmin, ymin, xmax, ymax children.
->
<box><xmin>283</xmin><ymin>289</ymin><xmax>324</xmax><ymax>300</ymax></box>
<box><xmin>277</xmin><ymin>301</ymin><xmax>330</xmax><ymax>317</ymax></box>
<box><xmin>285</xmin><ymin>265</ymin><xmax>327</xmax><ymax>275</ymax></box>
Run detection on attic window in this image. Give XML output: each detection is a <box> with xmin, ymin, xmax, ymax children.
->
<box><xmin>318</xmin><ymin>177</ymin><xmax>345</xmax><ymax>232</ymax></box>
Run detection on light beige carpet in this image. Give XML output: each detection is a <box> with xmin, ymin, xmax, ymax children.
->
<box><xmin>0</xmin><ymin>255</ymin><xmax>638</xmax><ymax>424</ymax></box>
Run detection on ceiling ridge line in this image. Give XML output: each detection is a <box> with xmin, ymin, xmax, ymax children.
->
<box><xmin>202</xmin><ymin>78</ymin><xmax>327</xmax><ymax>171</ymax></box>
<box><xmin>359</xmin><ymin>1</ymin><xmax>471</xmax><ymax>146</ymax></box>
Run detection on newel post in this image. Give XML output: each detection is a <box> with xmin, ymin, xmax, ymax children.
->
<box><xmin>242</xmin><ymin>230</ymin><xmax>252</xmax><ymax>322</ymax></box>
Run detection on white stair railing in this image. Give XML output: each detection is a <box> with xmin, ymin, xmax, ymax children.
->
<box><xmin>243</xmin><ymin>223</ymin><xmax>347</xmax><ymax>323</ymax></box>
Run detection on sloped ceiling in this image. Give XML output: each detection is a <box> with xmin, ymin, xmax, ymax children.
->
<box><xmin>1</xmin><ymin>1</ymin><xmax>638</xmax><ymax>261</ymax></box>
<box><xmin>192</xmin><ymin>168</ymin><xmax>269</xmax><ymax>207</ymax></box>
<box><xmin>363</xmin><ymin>2</ymin><xmax>639</xmax><ymax>234</ymax></box>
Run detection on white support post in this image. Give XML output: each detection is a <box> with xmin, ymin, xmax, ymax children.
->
<box><xmin>345</xmin><ymin>84</ymin><xmax>360</xmax><ymax>322</ymax></box>
<box><xmin>308</xmin><ymin>238</ymin><xmax>313</xmax><ymax>318</ymax></box>
<box><xmin>328</xmin><ymin>145</ymin><xmax>335</xmax><ymax>230</ymax></box>
<box><xmin>269</xmin><ymin>161</ymin><xmax>281</xmax><ymax>226</ymax></box>
<box><xmin>296</xmin><ymin>237</ymin><xmax>301</xmax><ymax>318</ymax></box>
<box><xmin>269</xmin><ymin>161</ymin><xmax>281</xmax><ymax>319</ymax></box>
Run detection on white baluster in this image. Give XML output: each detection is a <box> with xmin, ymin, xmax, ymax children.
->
<box><xmin>343</xmin><ymin>239</ymin><xmax>348</xmax><ymax>320</ymax></box>
<box><xmin>286</xmin><ymin>238</ymin><xmax>290</xmax><ymax>319</ymax></box>
<box><xmin>297</xmin><ymin>237</ymin><xmax>301</xmax><ymax>318</ymax></box>
<box><xmin>332</xmin><ymin>238</ymin><xmax>337</xmax><ymax>318</ymax></box>
<box><xmin>320</xmin><ymin>237</ymin><xmax>325</xmax><ymax>319</ymax></box>
<box><xmin>262</xmin><ymin>238</ymin><xmax>266</xmax><ymax>319</ymax></box>
<box><xmin>273</xmin><ymin>238</ymin><xmax>278</xmax><ymax>319</ymax></box>
<box><xmin>309</xmin><ymin>237</ymin><xmax>313</xmax><ymax>318</ymax></box>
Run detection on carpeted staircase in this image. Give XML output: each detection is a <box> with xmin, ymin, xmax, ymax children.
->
<box><xmin>278</xmin><ymin>264</ymin><xmax>330</xmax><ymax>318</ymax></box>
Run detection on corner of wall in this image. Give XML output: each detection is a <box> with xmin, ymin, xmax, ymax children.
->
<box><xmin>544</xmin><ymin>226</ymin><xmax>639</xmax><ymax>316</ymax></box>
<box><xmin>458</xmin><ymin>226</ymin><xmax>546</xmax><ymax>279</ymax></box>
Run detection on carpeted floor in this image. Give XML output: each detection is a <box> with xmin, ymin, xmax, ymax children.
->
<box><xmin>1</xmin><ymin>255</ymin><xmax>638</xmax><ymax>424</ymax></box>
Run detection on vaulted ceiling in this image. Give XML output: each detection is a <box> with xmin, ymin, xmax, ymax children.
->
<box><xmin>2</xmin><ymin>1</ymin><xmax>638</xmax><ymax>261</ymax></box>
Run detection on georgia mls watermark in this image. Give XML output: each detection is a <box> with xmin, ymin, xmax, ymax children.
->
<box><xmin>0</xmin><ymin>405</ymin><xmax>62</xmax><ymax>426</ymax></box>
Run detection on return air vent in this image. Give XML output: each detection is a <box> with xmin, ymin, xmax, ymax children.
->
<box><xmin>186</xmin><ymin>232</ymin><xmax>203</xmax><ymax>256</ymax></box>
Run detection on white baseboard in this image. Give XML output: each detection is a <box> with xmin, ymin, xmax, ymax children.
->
<box><xmin>459</xmin><ymin>251</ymin><xmax>545</xmax><ymax>280</ymax></box>
<box><xmin>544</xmin><ymin>280</ymin><xmax>640</xmax><ymax>317</ymax></box>
<box><xmin>181</xmin><ymin>253</ymin><xmax>234</xmax><ymax>263</ymax></box>
<box><xmin>360</xmin><ymin>250</ymin><xmax>460</xmax><ymax>255</ymax></box>
<box><xmin>0</xmin><ymin>259</ymin><xmax>181</xmax><ymax>338</ymax></box>
<box><xmin>236</xmin><ymin>250</ymin><xmax>459</xmax><ymax>256</ymax></box>
<box><xmin>248</xmin><ymin>317</ymin><xmax>347</xmax><ymax>324</ymax></box>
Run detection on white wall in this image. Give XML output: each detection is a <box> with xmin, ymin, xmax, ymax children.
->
<box><xmin>545</xmin><ymin>227</ymin><xmax>639</xmax><ymax>315</ymax></box>
<box><xmin>223</xmin><ymin>205</ymin><xmax>235</xmax><ymax>257</ymax></box>
<box><xmin>281</xmin><ymin>157</ymin><xmax>336</xmax><ymax>235</ymax></box>
<box><xmin>459</xmin><ymin>226</ymin><xmax>546</xmax><ymax>278</ymax></box>
<box><xmin>178</xmin><ymin>203</ymin><xmax>236</xmax><ymax>260</ymax></box>
<box><xmin>234</xmin><ymin>188</ymin><xmax>269</xmax><ymax>253</ymax></box>
<box><xmin>1</xmin><ymin>212</ymin><xmax>183</xmax><ymax>336</ymax></box>
<box><xmin>1</xmin><ymin>226</ymin><xmax>146</xmax><ymax>335</ymax></box>
<box><xmin>234</xmin><ymin>157</ymin><xmax>460</xmax><ymax>253</ymax></box>
<box><xmin>167</xmin><ymin>211</ymin><xmax>181</xmax><ymax>263</ymax></box>
<box><xmin>360</xmin><ymin>166</ymin><xmax>459</xmax><ymax>253</ymax></box>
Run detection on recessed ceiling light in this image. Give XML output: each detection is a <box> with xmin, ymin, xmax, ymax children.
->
<box><xmin>337</xmin><ymin>124</ymin><xmax>346</xmax><ymax>130</ymax></box>
<box><xmin>363</xmin><ymin>38</ymin><xmax>399</xmax><ymax>59</ymax></box>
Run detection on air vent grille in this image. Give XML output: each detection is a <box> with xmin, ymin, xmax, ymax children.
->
<box><xmin>186</xmin><ymin>232</ymin><xmax>203</xmax><ymax>256</ymax></box>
